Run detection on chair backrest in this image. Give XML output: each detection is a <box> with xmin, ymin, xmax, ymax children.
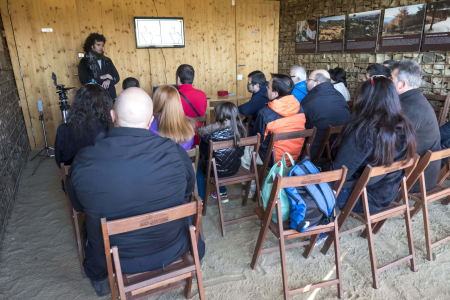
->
<box><xmin>193</xmin><ymin>114</ymin><xmax>208</xmax><ymax>127</ymax></box>
<box><xmin>209</xmin><ymin>133</ymin><xmax>260</xmax><ymax>152</ymax></box>
<box><xmin>312</xmin><ymin>125</ymin><xmax>344</xmax><ymax>162</ymax></box>
<box><xmin>265</xmin><ymin>166</ymin><xmax>348</xmax><ymax>222</ymax></box>
<box><xmin>244</xmin><ymin>114</ymin><xmax>252</xmax><ymax>135</ymax></box>
<box><xmin>259</xmin><ymin>128</ymin><xmax>317</xmax><ymax>186</ymax></box>
<box><xmin>186</xmin><ymin>145</ymin><xmax>200</xmax><ymax>199</ymax></box>
<box><xmin>424</xmin><ymin>94</ymin><xmax>450</xmax><ymax>126</ymax></box>
<box><xmin>406</xmin><ymin>148</ymin><xmax>450</xmax><ymax>189</ymax></box>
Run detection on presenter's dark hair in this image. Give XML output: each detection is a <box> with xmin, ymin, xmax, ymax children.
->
<box><xmin>366</xmin><ymin>64</ymin><xmax>391</xmax><ymax>78</ymax></box>
<box><xmin>122</xmin><ymin>77</ymin><xmax>140</xmax><ymax>90</ymax></box>
<box><xmin>271</xmin><ymin>73</ymin><xmax>294</xmax><ymax>97</ymax></box>
<box><xmin>83</xmin><ymin>33</ymin><xmax>106</xmax><ymax>53</ymax></box>
<box><xmin>176</xmin><ymin>64</ymin><xmax>195</xmax><ymax>84</ymax></box>
<box><xmin>248</xmin><ymin>71</ymin><xmax>266</xmax><ymax>88</ymax></box>
<box><xmin>329</xmin><ymin>67</ymin><xmax>347</xmax><ymax>87</ymax></box>
<box><xmin>334</xmin><ymin>77</ymin><xmax>416</xmax><ymax>166</ymax></box>
<box><xmin>68</xmin><ymin>84</ymin><xmax>113</xmax><ymax>138</ymax></box>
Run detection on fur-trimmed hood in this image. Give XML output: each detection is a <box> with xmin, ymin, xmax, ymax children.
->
<box><xmin>197</xmin><ymin>120</ymin><xmax>231</xmax><ymax>137</ymax></box>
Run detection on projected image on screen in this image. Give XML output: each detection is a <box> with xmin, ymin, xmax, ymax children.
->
<box><xmin>134</xmin><ymin>17</ymin><xmax>185</xmax><ymax>48</ymax></box>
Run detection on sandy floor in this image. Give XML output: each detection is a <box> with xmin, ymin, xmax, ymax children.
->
<box><xmin>2</xmin><ymin>153</ymin><xmax>450</xmax><ymax>300</ymax></box>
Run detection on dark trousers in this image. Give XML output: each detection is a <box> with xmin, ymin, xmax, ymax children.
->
<box><xmin>336</xmin><ymin>187</ymin><xmax>382</xmax><ymax>213</ymax></box>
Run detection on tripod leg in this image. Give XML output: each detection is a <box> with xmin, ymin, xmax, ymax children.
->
<box><xmin>30</xmin><ymin>148</ymin><xmax>46</xmax><ymax>161</ymax></box>
<box><xmin>32</xmin><ymin>154</ymin><xmax>46</xmax><ymax>175</ymax></box>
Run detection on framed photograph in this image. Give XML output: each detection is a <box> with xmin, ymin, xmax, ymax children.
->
<box><xmin>422</xmin><ymin>0</ymin><xmax>450</xmax><ymax>51</ymax></box>
<box><xmin>295</xmin><ymin>20</ymin><xmax>317</xmax><ymax>53</ymax></box>
<box><xmin>318</xmin><ymin>15</ymin><xmax>345</xmax><ymax>53</ymax></box>
<box><xmin>345</xmin><ymin>10</ymin><xmax>381</xmax><ymax>53</ymax></box>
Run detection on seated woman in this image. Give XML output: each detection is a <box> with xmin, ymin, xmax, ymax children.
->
<box><xmin>197</xmin><ymin>101</ymin><xmax>247</xmax><ymax>202</ymax></box>
<box><xmin>329</xmin><ymin>67</ymin><xmax>351</xmax><ymax>102</ymax></box>
<box><xmin>150</xmin><ymin>85</ymin><xmax>195</xmax><ymax>150</ymax></box>
<box><xmin>54</xmin><ymin>84</ymin><xmax>113</xmax><ymax>167</ymax></box>
<box><xmin>330</xmin><ymin>76</ymin><xmax>417</xmax><ymax>213</ymax></box>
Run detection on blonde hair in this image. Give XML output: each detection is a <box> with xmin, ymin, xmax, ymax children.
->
<box><xmin>153</xmin><ymin>85</ymin><xmax>195</xmax><ymax>143</ymax></box>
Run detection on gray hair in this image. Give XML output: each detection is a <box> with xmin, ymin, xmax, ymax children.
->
<box><xmin>290</xmin><ymin>65</ymin><xmax>307</xmax><ymax>81</ymax></box>
<box><xmin>314</xmin><ymin>73</ymin><xmax>331</xmax><ymax>84</ymax></box>
<box><xmin>393</xmin><ymin>59</ymin><xmax>423</xmax><ymax>89</ymax></box>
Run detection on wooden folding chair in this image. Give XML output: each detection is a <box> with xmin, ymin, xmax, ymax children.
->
<box><xmin>203</xmin><ymin>134</ymin><xmax>261</xmax><ymax>237</ymax></box>
<box><xmin>258</xmin><ymin>127</ymin><xmax>317</xmax><ymax>188</ymax></box>
<box><xmin>193</xmin><ymin>114</ymin><xmax>208</xmax><ymax>128</ymax></box>
<box><xmin>405</xmin><ymin>149</ymin><xmax>450</xmax><ymax>261</ymax></box>
<box><xmin>244</xmin><ymin>114</ymin><xmax>252</xmax><ymax>136</ymax></box>
<box><xmin>60</xmin><ymin>163</ymin><xmax>85</xmax><ymax>278</ymax></box>
<box><xmin>312</xmin><ymin>125</ymin><xmax>344</xmax><ymax>162</ymax></box>
<box><xmin>101</xmin><ymin>197</ymin><xmax>205</xmax><ymax>300</ymax></box>
<box><xmin>424</xmin><ymin>93</ymin><xmax>450</xmax><ymax>126</ymax></box>
<box><xmin>187</xmin><ymin>145</ymin><xmax>200</xmax><ymax>200</ymax></box>
<box><xmin>320</xmin><ymin>156</ymin><xmax>419</xmax><ymax>289</ymax></box>
<box><xmin>251</xmin><ymin>167</ymin><xmax>348</xmax><ymax>300</ymax></box>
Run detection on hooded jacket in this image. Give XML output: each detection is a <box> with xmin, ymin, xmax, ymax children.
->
<box><xmin>254</xmin><ymin>95</ymin><xmax>306</xmax><ymax>165</ymax></box>
<box><xmin>291</xmin><ymin>81</ymin><xmax>308</xmax><ymax>103</ymax></box>
<box><xmin>198</xmin><ymin>120</ymin><xmax>245</xmax><ymax>178</ymax></box>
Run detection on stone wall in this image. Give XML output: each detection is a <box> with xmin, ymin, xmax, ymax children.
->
<box><xmin>278</xmin><ymin>0</ymin><xmax>450</xmax><ymax>97</ymax></box>
<box><xmin>0</xmin><ymin>13</ymin><xmax>30</xmax><ymax>249</ymax></box>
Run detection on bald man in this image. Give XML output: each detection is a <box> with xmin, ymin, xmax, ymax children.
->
<box><xmin>301</xmin><ymin>69</ymin><xmax>350</xmax><ymax>159</ymax></box>
<box><xmin>66</xmin><ymin>87</ymin><xmax>203</xmax><ymax>297</ymax></box>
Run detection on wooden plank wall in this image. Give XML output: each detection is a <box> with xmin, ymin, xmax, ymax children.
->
<box><xmin>4</xmin><ymin>0</ymin><xmax>238</xmax><ymax>149</ymax></box>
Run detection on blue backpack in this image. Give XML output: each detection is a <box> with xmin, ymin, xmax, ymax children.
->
<box><xmin>284</xmin><ymin>161</ymin><xmax>336</xmax><ymax>232</ymax></box>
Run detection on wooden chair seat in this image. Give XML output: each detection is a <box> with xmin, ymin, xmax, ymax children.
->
<box><xmin>251</xmin><ymin>167</ymin><xmax>348</xmax><ymax>299</ymax></box>
<box><xmin>409</xmin><ymin>184</ymin><xmax>448</xmax><ymax>203</ymax></box>
<box><xmin>211</xmin><ymin>166</ymin><xmax>253</xmax><ymax>186</ymax></box>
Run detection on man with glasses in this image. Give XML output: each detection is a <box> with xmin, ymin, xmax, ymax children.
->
<box><xmin>290</xmin><ymin>65</ymin><xmax>308</xmax><ymax>103</ymax></box>
<box><xmin>301</xmin><ymin>69</ymin><xmax>350</xmax><ymax>158</ymax></box>
<box><xmin>391</xmin><ymin>59</ymin><xmax>440</xmax><ymax>193</ymax></box>
<box><xmin>238</xmin><ymin>70</ymin><xmax>269</xmax><ymax>135</ymax></box>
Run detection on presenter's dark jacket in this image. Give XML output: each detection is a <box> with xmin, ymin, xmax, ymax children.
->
<box><xmin>66</xmin><ymin>127</ymin><xmax>204</xmax><ymax>275</ymax></box>
<box><xmin>238</xmin><ymin>81</ymin><xmax>269</xmax><ymax>136</ymax></box>
<box><xmin>399</xmin><ymin>88</ymin><xmax>441</xmax><ymax>192</ymax></box>
<box><xmin>54</xmin><ymin>121</ymin><xmax>107</xmax><ymax>167</ymax></box>
<box><xmin>78</xmin><ymin>56</ymin><xmax>120</xmax><ymax>99</ymax></box>
<box><xmin>301</xmin><ymin>82</ymin><xmax>350</xmax><ymax>159</ymax></box>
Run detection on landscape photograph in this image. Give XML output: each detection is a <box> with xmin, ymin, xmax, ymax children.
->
<box><xmin>383</xmin><ymin>4</ymin><xmax>426</xmax><ymax>37</ymax></box>
<box><xmin>424</xmin><ymin>0</ymin><xmax>450</xmax><ymax>33</ymax></box>
<box><xmin>348</xmin><ymin>10</ymin><xmax>381</xmax><ymax>39</ymax></box>
<box><xmin>319</xmin><ymin>15</ymin><xmax>345</xmax><ymax>41</ymax></box>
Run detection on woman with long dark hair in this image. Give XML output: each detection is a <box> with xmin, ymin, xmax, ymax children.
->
<box><xmin>54</xmin><ymin>84</ymin><xmax>113</xmax><ymax>166</ymax></box>
<box><xmin>330</xmin><ymin>76</ymin><xmax>417</xmax><ymax>213</ymax></box>
<box><xmin>329</xmin><ymin>67</ymin><xmax>351</xmax><ymax>102</ymax></box>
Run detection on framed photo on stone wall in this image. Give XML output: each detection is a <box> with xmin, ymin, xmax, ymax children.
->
<box><xmin>379</xmin><ymin>4</ymin><xmax>427</xmax><ymax>52</ymax></box>
<box><xmin>345</xmin><ymin>10</ymin><xmax>381</xmax><ymax>53</ymax></box>
<box><xmin>318</xmin><ymin>15</ymin><xmax>345</xmax><ymax>53</ymax></box>
<box><xmin>295</xmin><ymin>19</ymin><xmax>317</xmax><ymax>53</ymax></box>
<box><xmin>422</xmin><ymin>0</ymin><xmax>450</xmax><ymax>51</ymax></box>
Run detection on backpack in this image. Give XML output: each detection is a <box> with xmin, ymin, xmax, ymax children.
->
<box><xmin>284</xmin><ymin>161</ymin><xmax>336</xmax><ymax>232</ymax></box>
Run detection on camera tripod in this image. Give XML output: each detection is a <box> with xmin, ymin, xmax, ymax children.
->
<box><xmin>31</xmin><ymin>113</ymin><xmax>54</xmax><ymax>175</ymax></box>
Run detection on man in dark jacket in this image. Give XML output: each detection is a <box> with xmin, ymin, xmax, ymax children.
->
<box><xmin>78</xmin><ymin>33</ymin><xmax>120</xmax><ymax>100</ymax></box>
<box><xmin>66</xmin><ymin>88</ymin><xmax>204</xmax><ymax>296</ymax></box>
<box><xmin>238</xmin><ymin>70</ymin><xmax>269</xmax><ymax>135</ymax></box>
<box><xmin>301</xmin><ymin>69</ymin><xmax>350</xmax><ymax>159</ymax></box>
<box><xmin>392</xmin><ymin>60</ymin><xmax>441</xmax><ymax>192</ymax></box>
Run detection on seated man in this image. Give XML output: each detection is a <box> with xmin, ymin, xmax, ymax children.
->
<box><xmin>176</xmin><ymin>64</ymin><xmax>207</xmax><ymax>145</ymax></box>
<box><xmin>383</xmin><ymin>60</ymin><xmax>398</xmax><ymax>72</ymax></box>
<box><xmin>122</xmin><ymin>77</ymin><xmax>140</xmax><ymax>90</ymax></box>
<box><xmin>238</xmin><ymin>70</ymin><xmax>269</xmax><ymax>135</ymax></box>
<box><xmin>289</xmin><ymin>65</ymin><xmax>308</xmax><ymax>103</ymax></box>
<box><xmin>66</xmin><ymin>87</ymin><xmax>204</xmax><ymax>296</ymax></box>
<box><xmin>301</xmin><ymin>69</ymin><xmax>350</xmax><ymax>159</ymax></box>
<box><xmin>391</xmin><ymin>59</ymin><xmax>441</xmax><ymax>192</ymax></box>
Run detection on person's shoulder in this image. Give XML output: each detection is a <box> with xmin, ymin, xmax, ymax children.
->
<box><xmin>192</xmin><ymin>87</ymin><xmax>207</xmax><ymax>98</ymax></box>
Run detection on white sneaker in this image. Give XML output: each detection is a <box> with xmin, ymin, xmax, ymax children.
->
<box><xmin>247</xmin><ymin>184</ymin><xmax>257</xmax><ymax>198</ymax></box>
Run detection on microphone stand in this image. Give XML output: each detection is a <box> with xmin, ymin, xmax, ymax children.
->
<box><xmin>31</xmin><ymin>112</ymin><xmax>54</xmax><ymax>175</ymax></box>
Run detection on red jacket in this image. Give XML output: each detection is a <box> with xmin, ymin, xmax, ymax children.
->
<box><xmin>178</xmin><ymin>84</ymin><xmax>207</xmax><ymax>145</ymax></box>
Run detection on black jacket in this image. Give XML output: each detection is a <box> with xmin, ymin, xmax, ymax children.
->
<box><xmin>331</xmin><ymin>128</ymin><xmax>409</xmax><ymax>212</ymax></box>
<box><xmin>198</xmin><ymin>121</ymin><xmax>245</xmax><ymax>178</ymax></box>
<box><xmin>66</xmin><ymin>127</ymin><xmax>204</xmax><ymax>273</ymax></box>
<box><xmin>301</xmin><ymin>82</ymin><xmax>350</xmax><ymax>158</ymax></box>
<box><xmin>238</xmin><ymin>82</ymin><xmax>269</xmax><ymax>135</ymax></box>
<box><xmin>78</xmin><ymin>55</ymin><xmax>120</xmax><ymax>99</ymax></box>
<box><xmin>440</xmin><ymin>121</ymin><xmax>450</xmax><ymax>149</ymax></box>
<box><xmin>54</xmin><ymin>122</ymin><xmax>107</xmax><ymax>167</ymax></box>
<box><xmin>400</xmin><ymin>89</ymin><xmax>440</xmax><ymax>192</ymax></box>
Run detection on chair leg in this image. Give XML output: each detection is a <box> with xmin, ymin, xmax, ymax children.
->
<box><xmin>422</xmin><ymin>200</ymin><xmax>433</xmax><ymax>261</ymax></box>
<box><xmin>189</xmin><ymin>226</ymin><xmax>206</xmax><ymax>300</ymax></box>
<box><xmin>333</xmin><ymin>226</ymin><xmax>344</xmax><ymax>299</ymax></box>
<box><xmin>216</xmin><ymin>184</ymin><xmax>226</xmax><ymax>237</ymax></box>
<box><xmin>73</xmin><ymin>211</ymin><xmax>86</xmax><ymax>278</ymax></box>
<box><xmin>277</xmin><ymin>201</ymin><xmax>290</xmax><ymax>300</ymax></box>
<box><xmin>409</xmin><ymin>202</ymin><xmax>423</xmax><ymax>219</ymax></box>
<box><xmin>242</xmin><ymin>180</ymin><xmax>251</xmax><ymax>207</ymax></box>
<box><xmin>202</xmin><ymin>179</ymin><xmax>209</xmax><ymax>217</ymax></box>
<box><xmin>404</xmin><ymin>202</ymin><xmax>417</xmax><ymax>271</ymax></box>
<box><xmin>252</xmin><ymin>152</ymin><xmax>262</xmax><ymax>206</ymax></box>
<box><xmin>302</xmin><ymin>234</ymin><xmax>319</xmax><ymax>258</ymax></box>
<box><xmin>365</xmin><ymin>221</ymin><xmax>379</xmax><ymax>289</ymax></box>
<box><xmin>184</xmin><ymin>276</ymin><xmax>193</xmax><ymax>299</ymax></box>
<box><xmin>250</xmin><ymin>209</ymin><xmax>272</xmax><ymax>270</ymax></box>
<box><xmin>442</xmin><ymin>195</ymin><xmax>450</xmax><ymax>205</ymax></box>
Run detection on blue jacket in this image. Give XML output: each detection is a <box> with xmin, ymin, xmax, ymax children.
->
<box><xmin>292</xmin><ymin>81</ymin><xmax>308</xmax><ymax>103</ymax></box>
<box><xmin>238</xmin><ymin>82</ymin><xmax>269</xmax><ymax>135</ymax></box>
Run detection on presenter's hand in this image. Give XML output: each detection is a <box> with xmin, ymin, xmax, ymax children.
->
<box><xmin>102</xmin><ymin>80</ymin><xmax>111</xmax><ymax>89</ymax></box>
<box><xmin>100</xmin><ymin>74</ymin><xmax>113</xmax><ymax>80</ymax></box>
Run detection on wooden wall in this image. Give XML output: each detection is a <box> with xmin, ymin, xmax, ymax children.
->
<box><xmin>2</xmin><ymin>0</ymin><xmax>239</xmax><ymax>149</ymax></box>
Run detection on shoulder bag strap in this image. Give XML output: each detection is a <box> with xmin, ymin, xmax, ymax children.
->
<box><xmin>179</xmin><ymin>91</ymin><xmax>201</xmax><ymax>117</ymax></box>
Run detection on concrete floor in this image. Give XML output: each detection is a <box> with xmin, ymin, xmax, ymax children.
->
<box><xmin>2</xmin><ymin>152</ymin><xmax>450</xmax><ymax>300</ymax></box>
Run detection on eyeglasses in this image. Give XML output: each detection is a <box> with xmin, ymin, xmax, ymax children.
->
<box><xmin>246</xmin><ymin>82</ymin><xmax>256</xmax><ymax>86</ymax></box>
<box><xmin>290</xmin><ymin>75</ymin><xmax>297</xmax><ymax>78</ymax></box>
